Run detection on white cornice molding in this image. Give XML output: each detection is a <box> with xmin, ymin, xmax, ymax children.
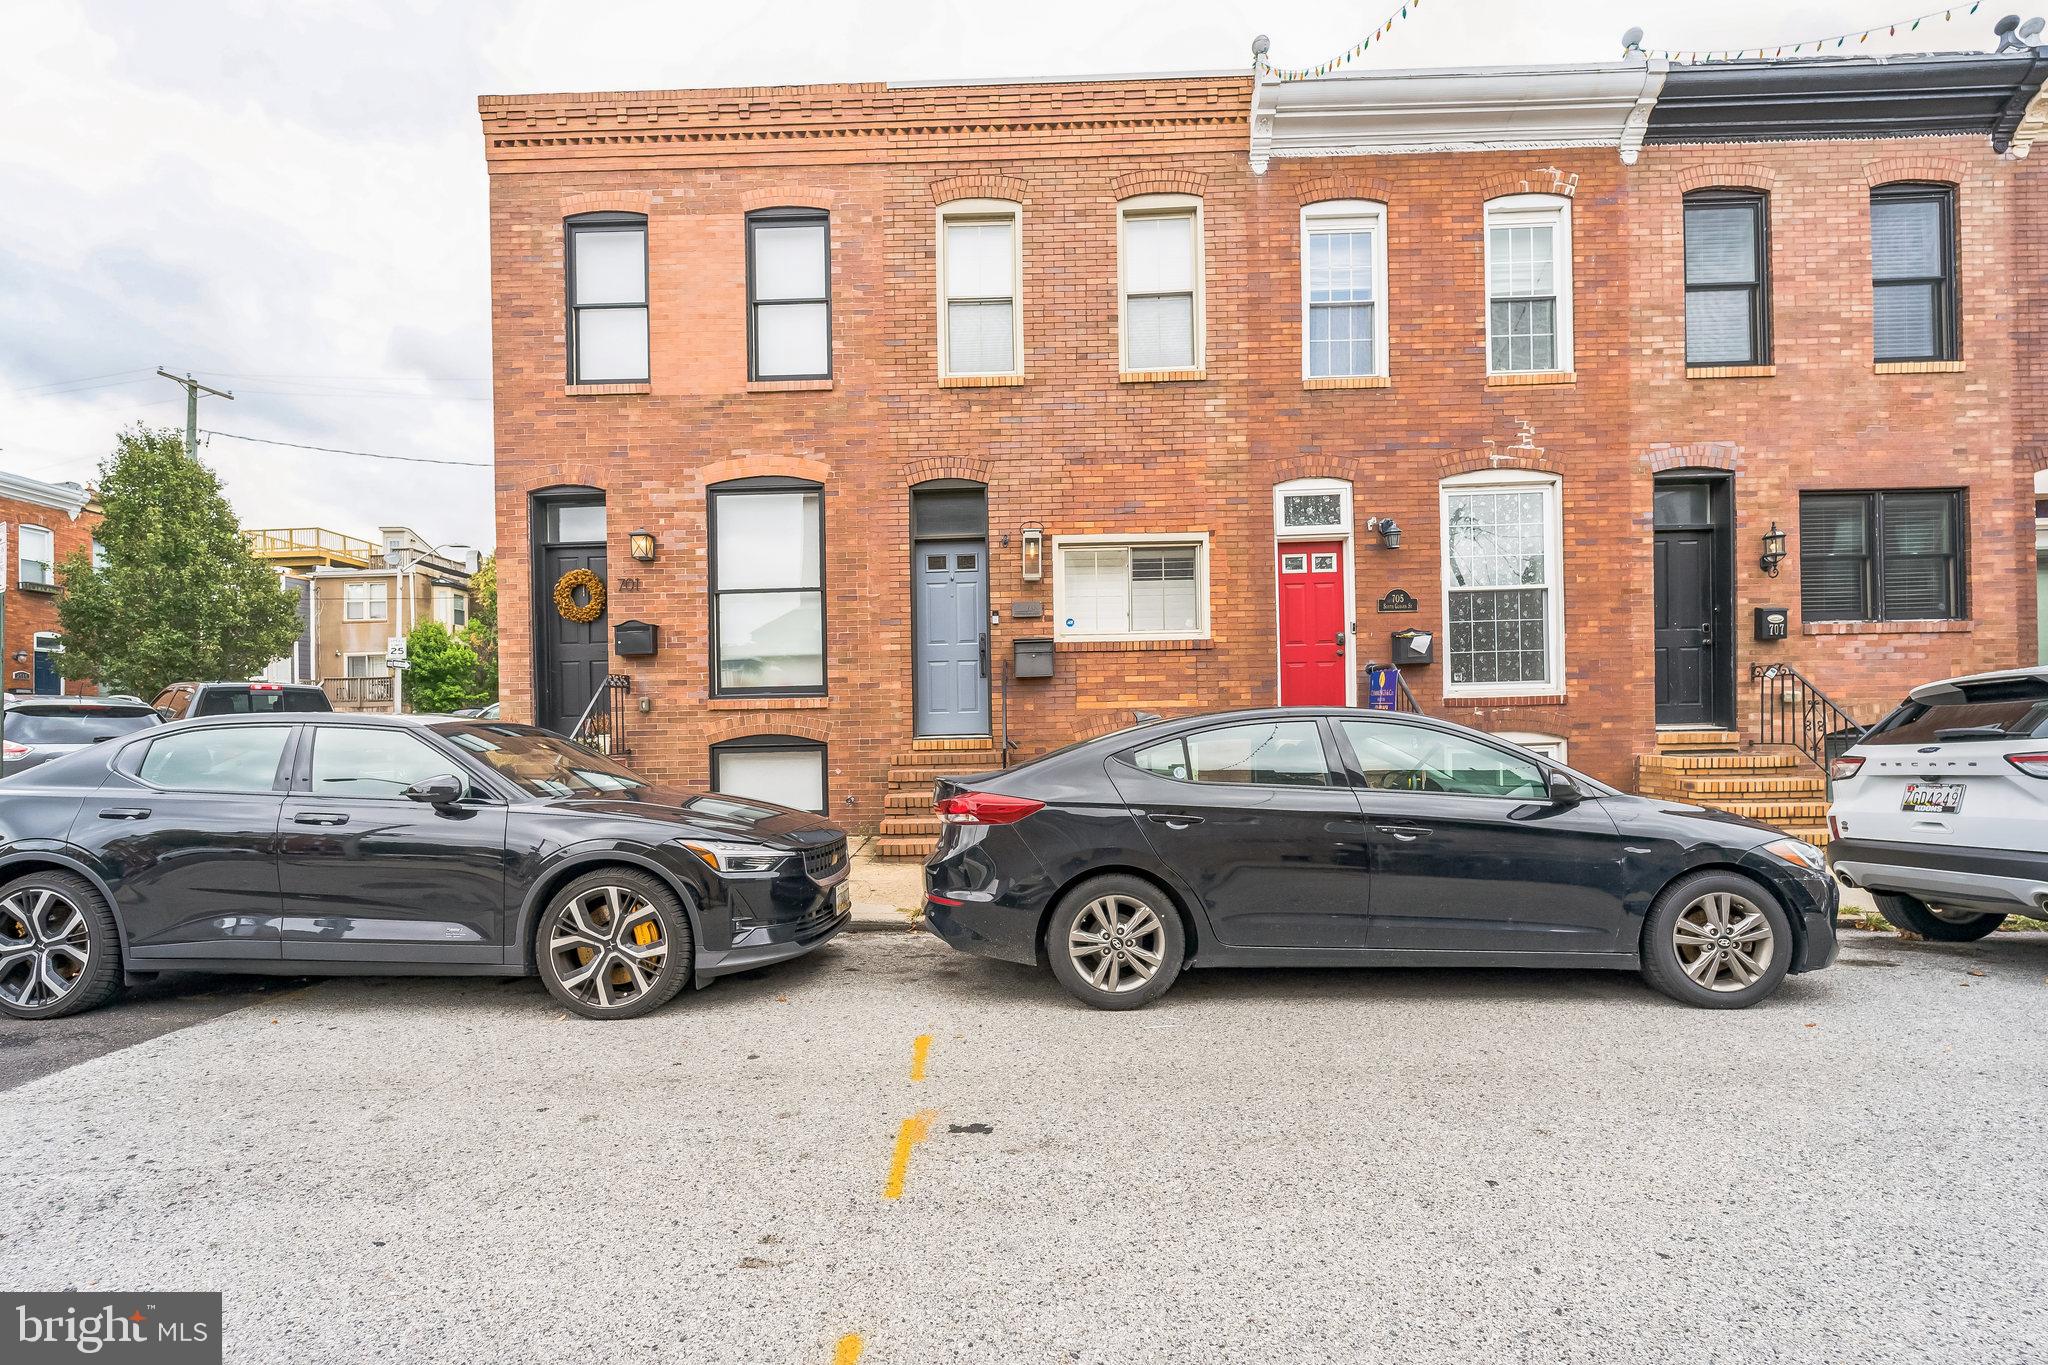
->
<box><xmin>1251</xmin><ymin>60</ymin><xmax>1668</xmax><ymax>171</ymax></box>
<box><xmin>0</xmin><ymin>470</ymin><xmax>92</xmax><ymax>519</ymax></box>
<box><xmin>2008</xmin><ymin>78</ymin><xmax>2048</xmax><ymax>158</ymax></box>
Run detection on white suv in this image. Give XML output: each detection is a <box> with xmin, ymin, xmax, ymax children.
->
<box><xmin>1826</xmin><ymin>665</ymin><xmax>2048</xmax><ymax>940</ymax></box>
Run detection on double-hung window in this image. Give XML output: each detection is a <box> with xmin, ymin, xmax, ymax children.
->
<box><xmin>1801</xmin><ymin>491</ymin><xmax>1965</xmax><ymax>622</ymax></box>
<box><xmin>566</xmin><ymin>213</ymin><xmax>649</xmax><ymax>384</ymax></box>
<box><xmin>433</xmin><ymin>587</ymin><xmax>468</xmax><ymax>630</ymax></box>
<box><xmin>1484</xmin><ymin>196</ymin><xmax>1572</xmax><ymax>375</ymax></box>
<box><xmin>747</xmin><ymin>209</ymin><xmax>831</xmax><ymax>381</ymax></box>
<box><xmin>1442</xmin><ymin>473</ymin><xmax>1564</xmax><ymax>694</ymax></box>
<box><xmin>1054</xmin><ymin>536</ymin><xmax>1207</xmax><ymax>641</ymax></box>
<box><xmin>1684</xmin><ymin>190</ymin><xmax>1769</xmax><ymax>366</ymax></box>
<box><xmin>16</xmin><ymin>525</ymin><xmax>54</xmax><ymax>588</ymax></box>
<box><xmin>1301</xmin><ymin>201</ymin><xmax>1387</xmax><ymax>379</ymax></box>
<box><xmin>1871</xmin><ymin>184</ymin><xmax>1958</xmax><ymax>362</ymax></box>
<box><xmin>711</xmin><ymin>734</ymin><xmax>828</xmax><ymax>814</ymax></box>
<box><xmin>1118</xmin><ymin>197</ymin><xmax>1202</xmax><ymax>373</ymax></box>
<box><xmin>710</xmin><ymin>479</ymin><xmax>826</xmax><ymax>695</ymax></box>
<box><xmin>938</xmin><ymin>202</ymin><xmax>1021</xmax><ymax>378</ymax></box>
<box><xmin>343</xmin><ymin>580</ymin><xmax>388</xmax><ymax>622</ymax></box>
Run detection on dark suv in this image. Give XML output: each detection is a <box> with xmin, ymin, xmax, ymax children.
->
<box><xmin>3</xmin><ymin>696</ymin><xmax>163</xmax><ymax>776</ymax></box>
<box><xmin>151</xmin><ymin>681</ymin><xmax>332</xmax><ymax>719</ymax></box>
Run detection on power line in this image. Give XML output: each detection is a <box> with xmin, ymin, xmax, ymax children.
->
<box><xmin>3</xmin><ymin>369</ymin><xmax>156</xmax><ymax>398</ymax></box>
<box><xmin>199</xmin><ymin>429</ymin><xmax>491</xmax><ymax>468</ymax></box>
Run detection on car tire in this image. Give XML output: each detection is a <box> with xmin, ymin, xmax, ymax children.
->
<box><xmin>1872</xmin><ymin>893</ymin><xmax>2005</xmax><ymax>942</ymax></box>
<box><xmin>1638</xmin><ymin>871</ymin><xmax>1793</xmax><ymax>1010</ymax></box>
<box><xmin>534</xmin><ymin>869</ymin><xmax>694</xmax><ymax>1020</ymax></box>
<box><xmin>0</xmin><ymin>870</ymin><xmax>124</xmax><ymax>1021</ymax></box>
<box><xmin>1044</xmin><ymin>874</ymin><xmax>1186</xmax><ymax>1011</ymax></box>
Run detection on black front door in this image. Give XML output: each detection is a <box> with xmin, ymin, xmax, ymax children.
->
<box><xmin>540</xmin><ymin>542</ymin><xmax>608</xmax><ymax>736</ymax></box>
<box><xmin>1653</xmin><ymin>479</ymin><xmax>1731</xmax><ymax>728</ymax></box>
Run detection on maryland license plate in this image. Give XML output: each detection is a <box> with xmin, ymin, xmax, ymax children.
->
<box><xmin>1901</xmin><ymin>781</ymin><xmax>1964</xmax><ymax>814</ymax></box>
<box><xmin>834</xmin><ymin>882</ymin><xmax>853</xmax><ymax>913</ymax></box>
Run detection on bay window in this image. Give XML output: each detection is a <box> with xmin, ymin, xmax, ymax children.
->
<box><xmin>1053</xmin><ymin>536</ymin><xmax>1208</xmax><ymax>641</ymax></box>
<box><xmin>748</xmin><ymin>209</ymin><xmax>831</xmax><ymax>381</ymax></box>
<box><xmin>939</xmin><ymin>201</ymin><xmax>1021</xmax><ymax>377</ymax></box>
<box><xmin>1484</xmin><ymin>196</ymin><xmax>1572</xmax><ymax>375</ymax></box>
<box><xmin>1118</xmin><ymin>197</ymin><xmax>1202</xmax><ymax>373</ymax></box>
<box><xmin>566</xmin><ymin>213</ymin><xmax>649</xmax><ymax>384</ymax></box>
<box><xmin>1441</xmin><ymin>473</ymin><xmax>1564</xmax><ymax>694</ymax></box>
<box><xmin>710</xmin><ymin>479</ymin><xmax>826</xmax><ymax>695</ymax></box>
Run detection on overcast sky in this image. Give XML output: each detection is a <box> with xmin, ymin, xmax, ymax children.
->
<box><xmin>1</xmin><ymin>1</ymin><xmax>2017</xmax><ymax>551</ymax></box>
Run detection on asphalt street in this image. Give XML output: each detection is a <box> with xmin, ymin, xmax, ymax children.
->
<box><xmin>1</xmin><ymin>929</ymin><xmax>2043</xmax><ymax>1364</ymax></box>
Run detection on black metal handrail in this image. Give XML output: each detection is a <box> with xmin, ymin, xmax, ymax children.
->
<box><xmin>571</xmin><ymin>674</ymin><xmax>632</xmax><ymax>758</ymax></box>
<box><xmin>1751</xmin><ymin>662</ymin><xmax>1863</xmax><ymax>772</ymax></box>
<box><xmin>1362</xmin><ymin>663</ymin><xmax>1425</xmax><ymax>715</ymax></box>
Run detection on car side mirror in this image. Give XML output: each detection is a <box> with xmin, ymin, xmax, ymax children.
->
<box><xmin>403</xmin><ymin>774</ymin><xmax>466</xmax><ymax>806</ymax></box>
<box><xmin>1546</xmin><ymin>770</ymin><xmax>1584</xmax><ymax>805</ymax></box>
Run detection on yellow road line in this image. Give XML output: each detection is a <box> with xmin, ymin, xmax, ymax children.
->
<box><xmin>883</xmin><ymin>1109</ymin><xmax>936</xmax><ymax>1200</ymax></box>
<box><xmin>909</xmin><ymin>1033</ymin><xmax>932</xmax><ymax>1082</ymax></box>
<box><xmin>833</xmin><ymin>1333</ymin><xmax>864</xmax><ymax>1364</ymax></box>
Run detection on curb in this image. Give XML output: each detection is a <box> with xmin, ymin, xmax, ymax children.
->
<box><xmin>845</xmin><ymin>915</ymin><xmax>926</xmax><ymax>936</ymax></box>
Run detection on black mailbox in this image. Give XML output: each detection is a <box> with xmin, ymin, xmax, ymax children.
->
<box><xmin>1754</xmin><ymin>606</ymin><xmax>1790</xmax><ymax>641</ymax></box>
<box><xmin>1390</xmin><ymin>628</ymin><xmax>1435</xmax><ymax>667</ymax></box>
<box><xmin>613</xmin><ymin>619</ymin><xmax>658</xmax><ymax>658</ymax></box>
<box><xmin>1013</xmin><ymin>637</ymin><xmax>1054</xmax><ymax>679</ymax></box>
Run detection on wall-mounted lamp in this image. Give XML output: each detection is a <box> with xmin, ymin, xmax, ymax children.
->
<box><xmin>628</xmin><ymin>530</ymin><xmax>657</xmax><ymax>563</ymax></box>
<box><xmin>1759</xmin><ymin>522</ymin><xmax>1788</xmax><ymax>578</ymax></box>
<box><xmin>1373</xmin><ymin>517</ymin><xmax>1403</xmax><ymax>550</ymax></box>
<box><xmin>1019</xmin><ymin>523</ymin><xmax>1044</xmax><ymax>581</ymax></box>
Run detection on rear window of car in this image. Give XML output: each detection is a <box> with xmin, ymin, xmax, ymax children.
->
<box><xmin>5</xmin><ymin>708</ymin><xmax>159</xmax><ymax>745</ymax></box>
<box><xmin>1859</xmin><ymin>677</ymin><xmax>2048</xmax><ymax>746</ymax></box>
<box><xmin>194</xmin><ymin>687</ymin><xmax>329</xmax><ymax>716</ymax></box>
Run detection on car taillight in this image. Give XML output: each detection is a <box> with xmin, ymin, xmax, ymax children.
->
<box><xmin>1829</xmin><ymin>755</ymin><xmax>1864</xmax><ymax>782</ymax></box>
<box><xmin>935</xmin><ymin>791</ymin><xmax>1044</xmax><ymax>825</ymax></box>
<box><xmin>250</xmin><ymin>683</ymin><xmax>281</xmax><ymax>692</ymax></box>
<box><xmin>2005</xmin><ymin>752</ymin><xmax>2048</xmax><ymax>780</ymax></box>
<box><xmin>2</xmin><ymin>741</ymin><xmax>27</xmax><ymax>759</ymax></box>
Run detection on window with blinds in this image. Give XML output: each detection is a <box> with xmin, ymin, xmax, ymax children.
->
<box><xmin>1684</xmin><ymin>191</ymin><xmax>1768</xmax><ymax>366</ymax></box>
<box><xmin>1120</xmin><ymin>200</ymin><xmax>1201</xmax><ymax>372</ymax></box>
<box><xmin>1870</xmin><ymin>184</ymin><xmax>1957</xmax><ymax>363</ymax></box>
<box><xmin>1056</xmin><ymin>542</ymin><xmax>1203</xmax><ymax>639</ymax></box>
<box><xmin>940</xmin><ymin>207</ymin><xmax>1020</xmax><ymax>377</ymax></box>
<box><xmin>1800</xmin><ymin>491</ymin><xmax>1964</xmax><ymax>622</ymax></box>
<box><xmin>747</xmin><ymin>209</ymin><xmax>831</xmax><ymax>381</ymax></box>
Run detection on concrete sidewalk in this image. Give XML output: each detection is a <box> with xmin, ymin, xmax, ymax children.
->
<box><xmin>843</xmin><ymin>839</ymin><xmax>927</xmax><ymax>933</ymax></box>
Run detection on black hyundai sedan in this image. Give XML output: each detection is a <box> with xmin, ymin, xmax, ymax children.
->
<box><xmin>0</xmin><ymin>714</ymin><xmax>850</xmax><ymax>1021</ymax></box>
<box><xmin>924</xmin><ymin>708</ymin><xmax>1838</xmax><ymax>1010</ymax></box>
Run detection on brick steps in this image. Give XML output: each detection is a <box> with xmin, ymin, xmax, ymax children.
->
<box><xmin>1636</xmin><ymin>733</ymin><xmax>1832</xmax><ymax>844</ymax></box>
<box><xmin>1654</xmin><ymin>729</ymin><xmax>1744</xmax><ymax>751</ymax></box>
<box><xmin>878</xmin><ymin>744</ymin><xmax>1003</xmax><ymax>859</ymax></box>
<box><xmin>880</xmin><ymin>814</ymin><xmax>943</xmax><ymax>837</ymax></box>
<box><xmin>875</xmin><ymin>837</ymin><xmax>936</xmax><ymax>860</ymax></box>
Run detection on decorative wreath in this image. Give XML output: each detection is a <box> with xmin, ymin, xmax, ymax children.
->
<box><xmin>552</xmin><ymin>568</ymin><xmax>606</xmax><ymax>624</ymax></box>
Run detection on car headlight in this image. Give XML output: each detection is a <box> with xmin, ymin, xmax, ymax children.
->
<box><xmin>1762</xmin><ymin>838</ymin><xmax>1827</xmax><ymax>874</ymax></box>
<box><xmin>679</xmin><ymin>840</ymin><xmax>788</xmax><ymax>875</ymax></box>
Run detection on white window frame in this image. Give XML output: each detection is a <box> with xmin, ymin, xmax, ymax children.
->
<box><xmin>1300</xmin><ymin>201</ymin><xmax>1389</xmax><ymax>380</ymax></box>
<box><xmin>433</xmin><ymin>587</ymin><xmax>469</xmax><ymax>630</ymax></box>
<box><xmin>17</xmin><ymin>524</ymin><xmax>54</xmax><ymax>587</ymax></box>
<box><xmin>343</xmin><ymin>652</ymin><xmax>389</xmax><ymax>678</ymax></box>
<box><xmin>1051</xmin><ymin>532</ymin><xmax>1211</xmax><ymax>643</ymax></box>
<box><xmin>343</xmin><ymin>579</ymin><xmax>389</xmax><ymax>622</ymax></box>
<box><xmin>1496</xmin><ymin>731</ymin><xmax>1568</xmax><ymax>764</ymax></box>
<box><xmin>1117</xmin><ymin>194</ymin><xmax>1205</xmax><ymax>375</ymax></box>
<box><xmin>1483</xmin><ymin>194</ymin><xmax>1573</xmax><ymax>376</ymax></box>
<box><xmin>1439</xmin><ymin>470</ymin><xmax>1566</xmax><ymax>699</ymax></box>
<box><xmin>937</xmin><ymin>199</ymin><xmax>1024</xmax><ymax>379</ymax></box>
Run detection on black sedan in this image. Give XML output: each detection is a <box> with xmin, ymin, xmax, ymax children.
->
<box><xmin>0</xmin><ymin>714</ymin><xmax>850</xmax><ymax>1021</ymax></box>
<box><xmin>924</xmin><ymin>708</ymin><xmax>1838</xmax><ymax>1010</ymax></box>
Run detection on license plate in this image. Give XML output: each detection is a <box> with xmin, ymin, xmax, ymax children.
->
<box><xmin>834</xmin><ymin>882</ymin><xmax>852</xmax><ymax>913</ymax></box>
<box><xmin>1901</xmin><ymin>781</ymin><xmax>1964</xmax><ymax>814</ymax></box>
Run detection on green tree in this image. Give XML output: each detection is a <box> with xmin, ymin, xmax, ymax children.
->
<box><xmin>403</xmin><ymin>620</ymin><xmax>482</xmax><ymax>714</ymax></box>
<box><xmin>460</xmin><ymin>553</ymin><xmax>498</xmax><ymax>701</ymax></box>
<box><xmin>55</xmin><ymin>426</ymin><xmax>303</xmax><ymax>696</ymax></box>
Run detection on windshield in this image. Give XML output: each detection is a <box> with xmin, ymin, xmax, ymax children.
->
<box><xmin>434</xmin><ymin>723</ymin><xmax>649</xmax><ymax>797</ymax></box>
<box><xmin>5</xmin><ymin>708</ymin><xmax>158</xmax><ymax>746</ymax></box>
<box><xmin>1860</xmin><ymin>677</ymin><xmax>2048</xmax><ymax>746</ymax></box>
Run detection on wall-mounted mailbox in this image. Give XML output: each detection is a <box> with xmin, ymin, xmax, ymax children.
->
<box><xmin>1390</xmin><ymin>628</ymin><xmax>1434</xmax><ymax>667</ymax></box>
<box><xmin>1754</xmin><ymin>606</ymin><xmax>1790</xmax><ymax>641</ymax></box>
<box><xmin>1013</xmin><ymin>636</ymin><xmax>1054</xmax><ymax>679</ymax></box>
<box><xmin>613</xmin><ymin>619</ymin><xmax>658</xmax><ymax>658</ymax></box>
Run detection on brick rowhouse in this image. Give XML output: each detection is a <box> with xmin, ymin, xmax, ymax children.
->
<box><xmin>1</xmin><ymin>471</ymin><xmax>101</xmax><ymax>696</ymax></box>
<box><xmin>481</xmin><ymin>47</ymin><xmax>2048</xmax><ymax>848</ymax></box>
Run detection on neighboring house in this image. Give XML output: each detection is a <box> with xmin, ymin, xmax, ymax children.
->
<box><xmin>245</xmin><ymin>526</ymin><xmax>479</xmax><ymax>712</ymax></box>
<box><xmin>0</xmin><ymin>469</ymin><xmax>102</xmax><ymax>696</ymax></box>
<box><xmin>480</xmin><ymin>41</ymin><xmax>2048</xmax><ymax>848</ymax></box>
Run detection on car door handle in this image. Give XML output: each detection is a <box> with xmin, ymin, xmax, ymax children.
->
<box><xmin>1147</xmin><ymin>813</ymin><xmax>1205</xmax><ymax>829</ymax></box>
<box><xmin>97</xmin><ymin>807</ymin><xmax>151</xmax><ymax>821</ymax></box>
<box><xmin>293</xmin><ymin>812</ymin><xmax>350</xmax><ymax>827</ymax></box>
<box><xmin>1375</xmin><ymin>824</ymin><xmax>1431</xmax><ymax>841</ymax></box>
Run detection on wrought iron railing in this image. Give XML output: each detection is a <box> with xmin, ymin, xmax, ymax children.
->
<box><xmin>571</xmin><ymin>675</ymin><xmax>632</xmax><ymax>757</ymax></box>
<box><xmin>1751</xmin><ymin>662</ymin><xmax>1863</xmax><ymax>772</ymax></box>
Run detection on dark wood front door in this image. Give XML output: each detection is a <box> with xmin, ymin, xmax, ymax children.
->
<box><xmin>1653</xmin><ymin>479</ymin><xmax>1731</xmax><ymax>728</ymax></box>
<box><xmin>540</xmin><ymin>542</ymin><xmax>607</xmax><ymax>736</ymax></box>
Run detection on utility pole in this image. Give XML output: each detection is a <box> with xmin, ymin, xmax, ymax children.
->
<box><xmin>155</xmin><ymin>368</ymin><xmax>233</xmax><ymax>456</ymax></box>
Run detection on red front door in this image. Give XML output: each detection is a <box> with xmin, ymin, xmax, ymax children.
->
<box><xmin>1278</xmin><ymin>540</ymin><xmax>1348</xmax><ymax>706</ymax></box>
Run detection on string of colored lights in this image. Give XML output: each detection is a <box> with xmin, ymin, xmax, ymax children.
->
<box><xmin>1643</xmin><ymin>1</ymin><xmax>1982</xmax><ymax>62</ymax></box>
<box><xmin>1255</xmin><ymin>1</ymin><xmax>1426</xmax><ymax>82</ymax></box>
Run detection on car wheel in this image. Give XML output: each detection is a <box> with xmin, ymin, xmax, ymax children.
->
<box><xmin>1638</xmin><ymin>871</ymin><xmax>1792</xmax><ymax>1010</ymax></box>
<box><xmin>1872</xmin><ymin>893</ymin><xmax>2005</xmax><ymax>942</ymax></box>
<box><xmin>1044</xmin><ymin>875</ymin><xmax>1185</xmax><ymax>1011</ymax></box>
<box><xmin>534</xmin><ymin>870</ymin><xmax>693</xmax><ymax>1020</ymax></box>
<box><xmin>0</xmin><ymin>871</ymin><xmax>124</xmax><ymax>1020</ymax></box>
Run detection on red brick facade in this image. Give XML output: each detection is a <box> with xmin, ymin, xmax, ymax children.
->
<box><xmin>0</xmin><ymin>477</ymin><xmax>100</xmax><ymax>696</ymax></box>
<box><xmin>481</xmin><ymin>73</ymin><xmax>2039</xmax><ymax>826</ymax></box>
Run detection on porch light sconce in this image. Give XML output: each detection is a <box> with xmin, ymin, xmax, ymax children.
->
<box><xmin>628</xmin><ymin>530</ymin><xmax>657</xmax><ymax>563</ymax></box>
<box><xmin>1759</xmin><ymin>522</ymin><xmax>1788</xmax><ymax>578</ymax></box>
<box><xmin>1019</xmin><ymin>523</ymin><xmax>1044</xmax><ymax>581</ymax></box>
<box><xmin>1373</xmin><ymin>518</ymin><xmax>1402</xmax><ymax>550</ymax></box>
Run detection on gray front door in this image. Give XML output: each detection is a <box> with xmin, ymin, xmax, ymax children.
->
<box><xmin>915</xmin><ymin>540</ymin><xmax>989</xmax><ymax>736</ymax></box>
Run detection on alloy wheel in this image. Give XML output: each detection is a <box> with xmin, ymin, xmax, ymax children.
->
<box><xmin>1929</xmin><ymin>906</ymin><xmax>1995</xmax><ymax>924</ymax></box>
<box><xmin>1067</xmin><ymin>894</ymin><xmax>1165</xmax><ymax>994</ymax></box>
<box><xmin>546</xmin><ymin>885</ymin><xmax>668</xmax><ymax>1011</ymax></box>
<box><xmin>0</xmin><ymin>887</ymin><xmax>90</xmax><ymax>1011</ymax></box>
<box><xmin>1672</xmin><ymin>890</ymin><xmax>1775</xmax><ymax>993</ymax></box>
